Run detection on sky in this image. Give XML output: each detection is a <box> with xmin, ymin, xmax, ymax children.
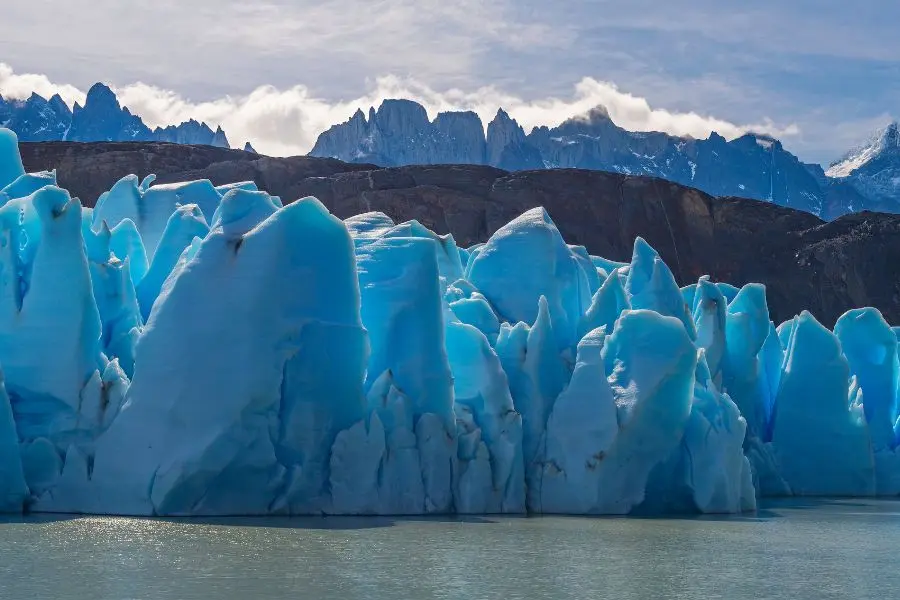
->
<box><xmin>1</xmin><ymin>0</ymin><xmax>897</xmax><ymax>163</ymax></box>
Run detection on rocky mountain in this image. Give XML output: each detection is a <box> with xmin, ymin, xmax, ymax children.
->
<box><xmin>826</xmin><ymin>122</ymin><xmax>900</xmax><ymax>214</ymax></box>
<box><xmin>310</xmin><ymin>100</ymin><xmax>872</xmax><ymax>219</ymax></box>
<box><xmin>19</xmin><ymin>140</ymin><xmax>900</xmax><ymax>327</ymax></box>
<box><xmin>0</xmin><ymin>92</ymin><xmax>72</xmax><ymax>141</ymax></box>
<box><xmin>311</xmin><ymin>100</ymin><xmax>489</xmax><ymax>166</ymax></box>
<box><xmin>0</xmin><ymin>83</ymin><xmax>232</xmax><ymax>148</ymax></box>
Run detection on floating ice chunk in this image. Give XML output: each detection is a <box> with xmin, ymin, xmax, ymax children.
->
<box><xmin>771</xmin><ymin>311</ymin><xmax>875</xmax><ymax>496</ymax></box>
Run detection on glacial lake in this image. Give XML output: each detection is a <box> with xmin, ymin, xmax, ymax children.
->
<box><xmin>1</xmin><ymin>499</ymin><xmax>898</xmax><ymax>600</ymax></box>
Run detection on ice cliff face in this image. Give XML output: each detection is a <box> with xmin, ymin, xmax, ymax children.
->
<box><xmin>0</xmin><ymin>84</ymin><xmax>231</xmax><ymax>148</ymax></box>
<box><xmin>1</xmin><ymin>125</ymin><xmax>899</xmax><ymax>516</ymax></box>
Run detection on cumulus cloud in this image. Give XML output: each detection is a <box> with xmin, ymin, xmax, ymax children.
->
<box><xmin>0</xmin><ymin>63</ymin><xmax>798</xmax><ymax>157</ymax></box>
<box><xmin>0</xmin><ymin>63</ymin><xmax>85</xmax><ymax>106</ymax></box>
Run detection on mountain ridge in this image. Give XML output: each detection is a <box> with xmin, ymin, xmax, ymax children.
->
<box><xmin>310</xmin><ymin>99</ymin><xmax>899</xmax><ymax>219</ymax></box>
<box><xmin>6</xmin><ymin>83</ymin><xmax>900</xmax><ymax>219</ymax></box>
<box><xmin>0</xmin><ymin>83</ymin><xmax>237</xmax><ymax>150</ymax></box>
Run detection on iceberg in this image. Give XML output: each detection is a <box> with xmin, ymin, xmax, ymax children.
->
<box><xmin>1</xmin><ymin>125</ymin><xmax>899</xmax><ymax>515</ymax></box>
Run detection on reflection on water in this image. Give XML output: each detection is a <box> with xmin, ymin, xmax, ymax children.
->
<box><xmin>2</xmin><ymin>499</ymin><xmax>898</xmax><ymax>600</ymax></box>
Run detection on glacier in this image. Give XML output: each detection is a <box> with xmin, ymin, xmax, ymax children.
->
<box><xmin>0</xmin><ymin>126</ymin><xmax>898</xmax><ymax>516</ymax></box>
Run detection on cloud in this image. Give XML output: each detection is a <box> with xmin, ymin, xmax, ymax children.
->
<box><xmin>0</xmin><ymin>62</ymin><xmax>798</xmax><ymax>158</ymax></box>
<box><xmin>0</xmin><ymin>63</ymin><xmax>85</xmax><ymax>106</ymax></box>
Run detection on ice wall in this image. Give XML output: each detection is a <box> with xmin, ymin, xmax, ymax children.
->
<box><xmin>1</xmin><ymin>126</ymin><xmax>899</xmax><ymax>515</ymax></box>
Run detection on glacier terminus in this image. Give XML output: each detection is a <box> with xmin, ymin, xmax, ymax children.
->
<box><xmin>0</xmin><ymin>125</ymin><xmax>898</xmax><ymax>517</ymax></box>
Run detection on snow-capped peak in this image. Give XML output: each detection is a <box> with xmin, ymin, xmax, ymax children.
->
<box><xmin>826</xmin><ymin>121</ymin><xmax>900</xmax><ymax>178</ymax></box>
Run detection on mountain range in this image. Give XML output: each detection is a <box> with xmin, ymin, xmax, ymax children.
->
<box><xmin>4</xmin><ymin>83</ymin><xmax>899</xmax><ymax>219</ymax></box>
<box><xmin>0</xmin><ymin>83</ymin><xmax>240</xmax><ymax>150</ymax></box>
<box><xmin>311</xmin><ymin>100</ymin><xmax>900</xmax><ymax>219</ymax></box>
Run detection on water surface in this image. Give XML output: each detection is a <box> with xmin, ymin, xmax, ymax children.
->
<box><xmin>2</xmin><ymin>499</ymin><xmax>898</xmax><ymax>599</ymax></box>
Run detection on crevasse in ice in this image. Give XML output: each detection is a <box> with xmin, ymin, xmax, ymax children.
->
<box><xmin>0</xmin><ymin>127</ymin><xmax>896</xmax><ymax>515</ymax></box>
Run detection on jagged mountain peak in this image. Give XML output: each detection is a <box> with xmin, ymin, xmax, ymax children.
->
<box><xmin>309</xmin><ymin>96</ymin><xmax>838</xmax><ymax>216</ymax></box>
<box><xmin>826</xmin><ymin>121</ymin><xmax>900</xmax><ymax>178</ymax></box>
<box><xmin>375</xmin><ymin>98</ymin><xmax>428</xmax><ymax>120</ymax></box>
<box><xmin>554</xmin><ymin>105</ymin><xmax>620</xmax><ymax>138</ymax></box>
<box><xmin>350</xmin><ymin>108</ymin><xmax>367</xmax><ymax>124</ymax></box>
<box><xmin>490</xmin><ymin>107</ymin><xmax>516</xmax><ymax>123</ymax></box>
<box><xmin>5</xmin><ymin>84</ymin><xmax>231</xmax><ymax>149</ymax></box>
<box><xmin>733</xmin><ymin>131</ymin><xmax>781</xmax><ymax>151</ymax></box>
<box><xmin>47</xmin><ymin>94</ymin><xmax>69</xmax><ymax>113</ymax></box>
<box><xmin>84</xmin><ymin>82</ymin><xmax>119</xmax><ymax>107</ymax></box>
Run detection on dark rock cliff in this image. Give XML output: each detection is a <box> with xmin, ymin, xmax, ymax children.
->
<box><xmin>19</xmin><ymin>141</ymin><xmax>900</xmax><ymax>327</ymax></box>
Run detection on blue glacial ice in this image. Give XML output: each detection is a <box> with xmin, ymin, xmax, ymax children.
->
<box><xmin>0</xmin><ymin>126</ymin><xmax>898</xmax><ymax>515</ymax></box>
